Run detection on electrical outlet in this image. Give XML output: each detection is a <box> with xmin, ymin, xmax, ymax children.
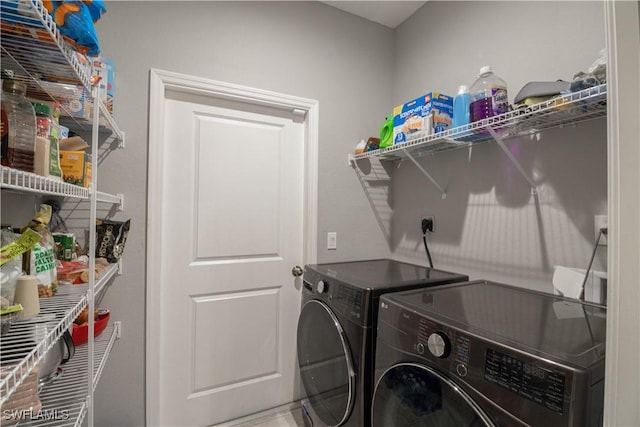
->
<box><xmin>327</xmin><ymin>232</ymin><xmax>337</xmax><ymax>250</ymax></box>
<box><xmin>421</xmin><ymin>216</ymin><xmax>435</xmax><ymax>233</ymax></box>
<box><xmin>594</xmin><ymin>215</ymin><xmax>607</xmax><ymax>246</ymax></box>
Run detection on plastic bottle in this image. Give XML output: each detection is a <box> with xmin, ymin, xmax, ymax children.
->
<box><xmin>34</xmin><ymin>102</ymin><xmax>52</xmax><ymax>138</ymax></box>
<box><xmin>469</xmin><ymin>66</ymin><xmax>509</xmax><ymax>123</ymax></box>
<box><xmin>33</xmin><ymin>102</ymin><xmax>52</xmax><ymax>177</ymax></box>
<box><xmin>1</xmin><ymin>79</ymin><xmax>36</xmax><ymax>172</ymax></box>
<box><xmin>452</xmin><ymin>85</ymin><xmax>471</xmax><ymax>128</ymax></box>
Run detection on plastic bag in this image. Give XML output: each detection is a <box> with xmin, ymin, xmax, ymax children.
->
<box><xmin>42</xmin><ymin>1</ymin><xmax>104</xmax><ymax>55</ymax></box>
<box><xmin>21</xmin><ymin>205</ymin><xmax>58</xmax><ymax>294</ymax></box>
<box><xmin>571</xmin><ymin>48</ymin><xmax>607</xmax><ymax>92</ymax></box>
<box><xmin>587</xmin><ymin>48</ymin><xmax>607</xmax><ymax>84</ymax></box>
<box><xmin>0</xmin><ymin>229</ymin><xmax>24</xmax><ymax>308</ymax></box>
<box><xmin>95</xmin><ymin>219</ymin><xmax>130</xmax><ymax>263</ymax></box>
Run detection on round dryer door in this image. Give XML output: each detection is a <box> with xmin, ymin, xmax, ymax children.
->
<box><xmin>372</xmin><ymin>363</ymin><xmax>495</xmax><ymax>427</ymax></box>
<box><xmin>297</xmin><ymin>300</ymin><xmax>355</xmax><ymax>427</ymax></box>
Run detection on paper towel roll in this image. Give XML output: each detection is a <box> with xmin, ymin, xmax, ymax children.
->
<box><xmin>14</xmin><ymin>275</ymin><xmax>40</xmax><ymax>319</ymax></box>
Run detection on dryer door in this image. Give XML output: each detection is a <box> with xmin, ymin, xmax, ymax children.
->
<box><xmin>297</xmin><ymin>299</ymin><xmax>356</xmax><ymax>427</ymax></box>
<box><xmin>372</xmin><ymin>363</ymin><xmax>495</xmax><ymax>427</ymax></box>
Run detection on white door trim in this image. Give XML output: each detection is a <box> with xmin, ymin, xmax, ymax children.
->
<box><xmin>604</xmin><ymin>1</ymin><xmax>640</xmax><ymax>425</ymax></box>
<box><xmin>145</xmin><ymin>68</ymin><xmax>319</xmax><ymax>426</ymax></box>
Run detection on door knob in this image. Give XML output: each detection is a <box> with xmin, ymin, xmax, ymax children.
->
<box><xmin>292</xmin><ymin>266</ymin><xmax>303</xmax><ymax>277</ymax></box>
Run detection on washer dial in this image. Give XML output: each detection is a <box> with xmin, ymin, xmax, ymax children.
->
<box><xmin>427</xmin><ymin>332</ymin><xmax>451</xmax><ymax>358</ymax></box>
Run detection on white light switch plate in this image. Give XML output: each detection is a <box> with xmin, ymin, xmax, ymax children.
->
<box><xmin>327</xmin><ymin>232</ymin><xmax>337</xmax><ymax>250</ymax></box>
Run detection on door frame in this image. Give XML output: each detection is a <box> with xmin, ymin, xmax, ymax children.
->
<box><xmin>145</xmin><ymin>68</ymin><xmax>319</xmax><ymax>426</ymax></box>
<box><xmin>603</xmin><ymin>1</ymin><xmax>640</xmax><ymax>425</ymax></box>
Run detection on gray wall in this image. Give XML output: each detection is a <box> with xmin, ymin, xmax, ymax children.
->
<box><xmin>386</xmin><ymin>1</ymin><xmax>607</xmax><ymax>292</ymax></box>
<box><xmin>94</xmin><ymin>2</ymin><xmax>392</xmax><ymax>425</ymax></box>
<box><xmin>90</xmin><ymin>1</ymin><xmax>607</xmax><ymax>425</ymax></box>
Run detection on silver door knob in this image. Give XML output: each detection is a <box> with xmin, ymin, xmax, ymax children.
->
<box><xmin>292</xmin><ymin>266</ymin><xmax>303</xmax><ymax>277</ymax></box>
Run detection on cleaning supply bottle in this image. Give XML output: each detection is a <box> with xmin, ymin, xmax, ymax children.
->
<box><xmin>469</xmin><ymin>66</ymin><xmax>509</xmax><ymax>123</ymax></box>
<box><xmin>1</xmin><ymin>79</ymin><xmax>36</xmax><ymax>172</ymax></box>
<box><xmin>379</xmin><ymin>114</ymin><xmax>394</xmax><ymax>148</ymax></box>
<box><xmin>452</xmin><ymin>85</ymin><xmax>471</xmax><ymax>128</ymax></box>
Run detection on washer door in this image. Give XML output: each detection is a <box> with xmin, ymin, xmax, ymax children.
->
<box><xmin>372</xmin><ymin>363</ymin><xmax>495</xmax><ymax>427</ymax></box>
<box><xmin>297</xmin><ymin>299</ymin><xmax>356</xmax><ymax>427</ymax></box>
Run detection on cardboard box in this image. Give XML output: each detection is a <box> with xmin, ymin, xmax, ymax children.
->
<box><xmin>393</xmin><ymin>92</ymin><xmax>454</xmax><ymax>144</ymax></box>
<box><xmin>56</xmin><ymin>57</ymin><xmax>114</xmax><ymax>120</ymax></box>
<box><xmin>92</xmin><ymin>57</ymin><xmax>115</xmax><ymax>114</ymax></box>
<box><xmin>60</xmin><ymin>150</ymin><xmax>92</xmax><ymax>188</ymax></box>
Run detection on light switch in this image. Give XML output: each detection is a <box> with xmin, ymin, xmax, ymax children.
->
<box><xmin>327</xmin><ymin>232</ymin><xmax>337</xmax><ymax>250</ymax></box>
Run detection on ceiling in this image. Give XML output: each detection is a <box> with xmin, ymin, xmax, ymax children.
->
<box><xmin>320</xmin><ymin>1</ymin><xmax>427</xmax><ymax>29</ymax></box>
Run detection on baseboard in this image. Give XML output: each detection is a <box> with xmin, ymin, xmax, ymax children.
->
<box><xmin>211</xmin><ymin>401</ymin><xmax>302</xmax><ymax>426</ymax></box>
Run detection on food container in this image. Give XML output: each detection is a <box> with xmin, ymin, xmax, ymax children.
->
<box><xmin>72</xmin><ymin>309</ymin><xmax>110</xmax><ymax>346</ymax></box>
<box><xmin>0</xmin><ymin>310</ymin><xmax>19</xmax><ymax>335</ymax></box>
<box><xmin>0</xmin><ymin>304</ymin><xmax>22</xmax><ymax>335</ymax></box>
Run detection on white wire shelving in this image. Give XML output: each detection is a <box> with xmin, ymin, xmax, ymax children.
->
<box><xmin>0</xmin><ymin>0</ymin><xmax>125</xmax><ymax>146</ymax></box>
<box><xmin>1</xmin><ymin>1</ymin><xmax>125</xmax><ymax>423</ymax></box>
<box><xmin>1</xmin><ymin>167</ymin><xmax>124</xmax><ymax>206</ymax></box>
<box><xmin>0</xmin><ymin>263</ymin><xmax>119</xmax><ymax>408</ymax></box>
<box><xmin>349</xmin><ymin>84</ymin><xmax>607</xmax><ymax>197</ymax></box>
<box><xmin>2</xmin><ymin>323</ymin><xmax>120</xmax><ymax>427</ymax></box>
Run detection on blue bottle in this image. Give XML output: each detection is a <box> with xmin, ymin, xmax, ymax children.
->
<box><xmin>452</xmin><ymin>85</ymin><xmax>471</xmax><ymax>128</ymax></box>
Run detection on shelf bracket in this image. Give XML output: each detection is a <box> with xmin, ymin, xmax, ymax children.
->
<box><xmin>486</xmin><ymin>127</ymin><xmax>537</xmax><ymax>195</ymax></box>
<box><xmin>402</xmin><ymin>149</ymin><xmax>447</xmax><ymax>199</ymax></box>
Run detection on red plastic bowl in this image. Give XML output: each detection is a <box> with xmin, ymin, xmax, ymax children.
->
<box><xmin>72</xmin><ymin>310</ymin><xmax>110</xmax><ymax>346</ymax></box>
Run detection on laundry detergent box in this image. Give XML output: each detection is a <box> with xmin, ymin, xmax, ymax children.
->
<box><xmin>393</xmin><ymin>92</ymin><xmax>454</xmax><ymax>144</ymax></box>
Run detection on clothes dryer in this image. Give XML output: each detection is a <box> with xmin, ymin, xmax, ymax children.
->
<box><xmin>372</xmin><ymin>280</ymin><xmax>606</xmax><ymax>427</ymax></box>
<box><xmin>296</xmin><ymin>259</ymin><xmax>468</xmax><ymax>427</ymax></box>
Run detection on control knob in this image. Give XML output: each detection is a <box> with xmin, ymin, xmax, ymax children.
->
<box><xmin>427</xmin><ymin>332</ymin><xmax>451</xmax><ymax>358</ymax></box>
<box><xmin>316</xmin><ymin>280</ymin><xmax>328</xmax><ymax>294</ymax></box>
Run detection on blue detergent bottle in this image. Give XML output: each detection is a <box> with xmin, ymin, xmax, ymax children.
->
<box><xmin>452</xmin><ymin>85</ymin><xmax>471</xmax><ymax>128</ymax></box>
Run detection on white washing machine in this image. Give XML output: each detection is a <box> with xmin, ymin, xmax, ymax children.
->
<box><xmin>372</xmin><ymin>280</ymin><xmax>606</xmax><ymax>426</ymax></box>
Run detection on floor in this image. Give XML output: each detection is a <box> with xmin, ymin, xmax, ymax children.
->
<box><xmin>213</xmin><ymin>403</ymin><xmax>305</xmax><ymax>427</ymax></box>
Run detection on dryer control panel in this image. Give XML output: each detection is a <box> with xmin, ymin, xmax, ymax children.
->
<box><xmin>484</xmin><ymin>348</ymin><xmax>566</xmax><ymax>415</ymax></box>
<box><xmin>302</xmin><ymin>268</ymin><xmax>369</xmax><ymax>326</ymax></box>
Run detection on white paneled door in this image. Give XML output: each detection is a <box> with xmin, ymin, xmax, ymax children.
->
<box><xmin>147</xmin><ymin>70</ymin><xmax>318</xmax><ymax>426</ymax></box>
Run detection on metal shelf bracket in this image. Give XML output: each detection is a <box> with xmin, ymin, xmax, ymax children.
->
<box><xmin>486</xmin><ymin>127</ymin><xmax>538</xmax><ymax>195</ymax></box>
<box><xmin>402</xmin><ymin>149</ymin><xmax>447</xmax><ymax>199</ymax></box>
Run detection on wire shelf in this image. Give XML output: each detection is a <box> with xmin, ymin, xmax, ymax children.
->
<box><xmin>0</xmin><ymin>0</ymin><xmax>124</xmax><ymax>143</ymax></box>
<box><xmin>351</xmin><ymin>84</ymin><xmax>607</xmax><ymax>162</ymax></box>
<box><xmin>0</xmin><ymin>263</ymin><xmax>119</xmax><ymax>406</ymax></box>
<box><xmin>2</xmin><ymin>323</ymin><xmax>119</xmax><ymax>427</ymax></box>
<box><xmin>39</xmin><ymin>323</ymin><xmax>119</xmax><ymax>427</ymax></box>
<box><xmin>1</xmin><ymin>167</ymin><xmax>124</xmax><ymax>205</ymax></box>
